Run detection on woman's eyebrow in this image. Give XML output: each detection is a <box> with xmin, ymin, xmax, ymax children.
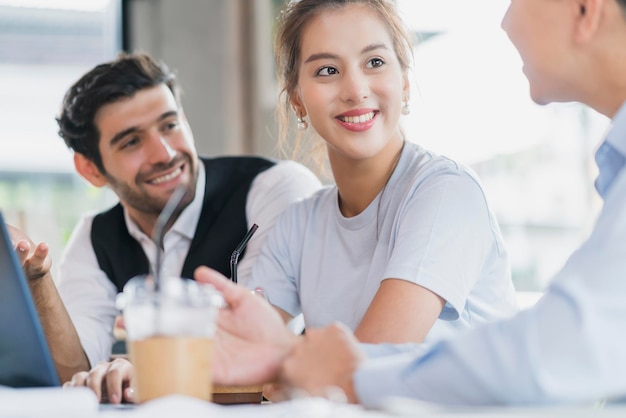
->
<box><xmin>303</xmin><ymin>43</ymin><xmax>389</xmax><ymax>64</ymax></box>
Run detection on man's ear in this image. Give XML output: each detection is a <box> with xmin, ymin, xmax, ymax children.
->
<box><xmin>74</xmin><ymin>153</ymin><xmax>107</xmax><ymax>187</ymax></box>
<box><xmin>574</xmin><ymin>0</ymin><xmax>603</xmax><ymax>43</ymax></box>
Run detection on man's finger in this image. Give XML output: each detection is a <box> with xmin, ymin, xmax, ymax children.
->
<box><xmin>194</xmin><ymin>266</ymin><xmax>245</xmax><ymax>306</ymax></box>
<box><xmin>85</xmin><ymin>363</ymin><xmax>110</xmax><ymax>402</ymax></box>
<box><xmin>68</xmin><ymin>371</ymin><xmax>89</xmax><ymax>387</ymax></box>
<box><xmin>32</xmin><ymin>242</ymin><xmax>49</xmax><ymax>263</ymax></box>
<box><xmin>14</xmin><ymin>240</ymin><xmax>31</xmax><ymax>263</ymax></box>
<box><xmin>105</xmin><ymin>358</ymin><xmax>134</xmax><ymax>404</ymax></box>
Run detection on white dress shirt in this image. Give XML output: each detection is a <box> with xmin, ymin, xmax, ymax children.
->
<box><xmin>57</xmin><ymin>160</ymin><xmax>321</xmax><ymax>366</ymax></box>
<box><xmin>355</xmin><ymin>101</ymin><xmax>626</xmax><ymax>407</ymax></box>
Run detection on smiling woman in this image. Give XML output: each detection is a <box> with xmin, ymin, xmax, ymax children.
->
<box><xmin>245</xmin><ymin>0</ymin><xmax>518</xmax><ymax>352</ymax></box>
<box><xmin>0</xmin><ymin>0</ymin><xmax>121</xmax><ymax>273</ymax></box>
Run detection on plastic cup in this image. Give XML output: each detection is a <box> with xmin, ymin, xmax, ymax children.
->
<box><xmin>118</xmin><ymin>275</ymin><xmax>221</xmax><ymax>403</ymax></box>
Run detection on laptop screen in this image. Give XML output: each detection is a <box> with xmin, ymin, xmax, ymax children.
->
<box><xmin>0</xmin><ymin>213</ymin><xmax>60</xmax><ymax>387</ymax></box>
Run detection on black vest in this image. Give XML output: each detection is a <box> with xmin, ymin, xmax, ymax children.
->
<box><xmin>91</xmin><ymin>156</ymin><xmax>275</xmax><ymax>292</ymax></box>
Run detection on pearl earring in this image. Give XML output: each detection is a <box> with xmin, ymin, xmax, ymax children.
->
<box><xmin>401</xmin><ymin>100</ymin><xmax>410</xmax><ymax>116</ymax></box>
<box><xmin>297</xmin><ymin>115</ymin><xmax>308</xmax><ymax>130</ymax></box>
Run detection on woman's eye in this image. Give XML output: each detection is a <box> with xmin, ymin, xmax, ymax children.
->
<box><xmin>367</xmin><ymin>58</ymin><xmax>385</xmax><ymax>68</ymax></box>
<box><xmin>316</xmin><ymin>66</ymin><xmax>338</xmax><ymax>77</ymax></box>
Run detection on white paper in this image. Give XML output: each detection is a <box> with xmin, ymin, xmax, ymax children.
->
<box><xmin>0</xmin><ymin>386</ymin><xmax>99</xmax><ymax>418</ymax></box>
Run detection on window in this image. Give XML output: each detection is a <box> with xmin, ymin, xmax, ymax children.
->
<box><xmin>397</xmin><ymin>0</ymin><xmax>609</xmax><ymax>296</ymax></box>
<box><xmin>0</xmin><ymin>0</ymin><xmax>122</xmax><ymax>274</ymax></box>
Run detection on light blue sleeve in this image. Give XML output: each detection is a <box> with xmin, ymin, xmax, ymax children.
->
<box><xmin>359</xmin><ymin>342</ymin><xmax>430</xmax><ymax>359</ymax></box>
<box><xmin>354</xmin><ymin>350</ymin><xmax>424</xmax><ymax>409</ymax></box>
<box><xmin>355</xmin><ymin>343</ymin><xmax>432</xmax><ymax>408</ymax></box>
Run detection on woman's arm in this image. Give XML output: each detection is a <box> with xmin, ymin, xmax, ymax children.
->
<box><xmin>355</xmin><ymin>279</ymin><xmax>444</xmax><ymax>343</ymax></box>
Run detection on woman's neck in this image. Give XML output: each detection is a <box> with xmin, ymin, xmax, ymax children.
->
<box><xmin>331</xmin><ymin>136</ymin><xmax>405</xmax><ymax>218</ymax></box>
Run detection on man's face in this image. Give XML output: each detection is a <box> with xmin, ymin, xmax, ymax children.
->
<box><xmin>501</xmin><ymin>0</ymin><xmax>579</xmax><ymax>105</ymax></box>
<box><xmin>94</xmin><ymin>84</ymin><xmax>199</xmax><ymax>223</ymax></box>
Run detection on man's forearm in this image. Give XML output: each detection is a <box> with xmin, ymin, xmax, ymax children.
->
<box><xmin>29</xmin><ymin>274</ymin><xmax>90</xmax><ymax>382</ymax></box>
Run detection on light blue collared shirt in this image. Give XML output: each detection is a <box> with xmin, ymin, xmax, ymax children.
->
<box><xmin>354</xmin><ymin>101</ymin><xmax>626</xmax><ymax>408</ymax></box>
<box><xmin>594</xmin><ymin>103</ymin><xmax>626</xmax><ymax>197</ymax></box>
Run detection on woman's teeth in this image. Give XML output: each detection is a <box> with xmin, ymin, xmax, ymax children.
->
<box><xmin>339</xmin><ymin>111</ymin><xmax>375</xmax><ymax>124</ymax></box>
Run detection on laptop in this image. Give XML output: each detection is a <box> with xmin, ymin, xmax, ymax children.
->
<box><xmin>0</xmin><ymin>212</ymin><xmax>60</xmax><ymax>388</ymax></box>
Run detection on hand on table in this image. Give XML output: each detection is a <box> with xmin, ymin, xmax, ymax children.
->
<box><xmin>282</xmin><ymin>322</ymin><xmax>366</xmax><ymax>403</ymax></box>
<box><xmin>65</xmin><ymin>266</ymin><xmax>297</xmax><ymax>404</ymax></box>
<box><xmin>63</xmin><ymin>358</ymin><xmax>134</xmax><ymax>404</ymax></box>
<box><xmin>194</xmin><ymin>266</ymin><xmax>298</xmax><ymax>386</ymax></box>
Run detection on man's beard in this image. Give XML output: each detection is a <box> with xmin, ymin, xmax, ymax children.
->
<box><xmin>104</xmin><ymin>153</ymin><xmax>198</xmax><ymax>216</ymax></box>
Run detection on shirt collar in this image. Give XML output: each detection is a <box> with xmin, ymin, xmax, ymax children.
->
<box><xmin>124</xmin><ymin>160</ymin><xmax>205</xmax><ymax>242</ymax></box>
<box><xmin>605</xmin><ymin>100</ymin><xmax>626</xmax><ymax>157</ymax></box>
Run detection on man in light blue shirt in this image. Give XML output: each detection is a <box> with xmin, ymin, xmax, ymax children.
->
<box><xmin>63</xmin><ymin>0</ymin><xmax>626</xmax><ymax>407</ymax></box>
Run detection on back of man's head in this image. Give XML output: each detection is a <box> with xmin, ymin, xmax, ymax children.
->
<box><xmin>618</xmin><ymin>0</ymin><xmax>626</xmax><ymax>16</ymax></box>
<box><xmin>56</xmin><ymin>52</ymin><xmax>179</xmax><ymax>173</ymax></box>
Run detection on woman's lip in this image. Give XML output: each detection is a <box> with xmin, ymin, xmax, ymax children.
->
<box><xmin>335</xmin><ymin>111</ymin><xmax>379</xmax><ymax>132</ymax></box>
<box><xmin>337</xmin><ymin>108</ymin><xmax>377</xmax><ymax>118</ymax></box>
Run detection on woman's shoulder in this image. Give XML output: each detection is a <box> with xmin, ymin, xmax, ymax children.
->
<box><xmin>401</xmin><ymin>141</ymin><xmax>483</xmax><ymax>185</ymax></box>
<box><xmin>277</xmin><ymin>184</ymin><xmax>336</xmax><ymax>222</ymax></box>
<box><xmin>392</xmin><ymin>142</ymin><xmax>490</xmax><ymax>210</ymax></box>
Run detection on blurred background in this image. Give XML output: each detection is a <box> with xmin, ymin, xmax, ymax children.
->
<box><xmin>0</xmin><ymin>0</ymin><xmax>609</xmax><ymax>299</ymax></box>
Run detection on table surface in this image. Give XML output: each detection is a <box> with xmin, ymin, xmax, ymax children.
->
<box><xmin>2</xmin><ymin>386</ymin><xmax>625</xmax><ymax>418</ymax></box>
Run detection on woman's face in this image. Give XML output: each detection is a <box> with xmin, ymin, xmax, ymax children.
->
<box><xmin>293</xmin><ymin>3</ymin><xmax>408</xmax><ymax>163</ymax></box>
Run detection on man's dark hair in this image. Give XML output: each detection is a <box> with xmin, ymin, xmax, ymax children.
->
<box><xmin>56</xmin><ymin>52</ymin><xmax>179</xmax><ymax>173</ymax></box>
<box><xmin>618</xmin><ymin>0</ymin><xmax>626</xmax><ymax>15</ymax></box>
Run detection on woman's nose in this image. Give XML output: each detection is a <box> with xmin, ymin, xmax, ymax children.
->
<box><xmin>340</xmin><ymin>69</ymin><xmax>370</xmax><ymax>103</ymax></box>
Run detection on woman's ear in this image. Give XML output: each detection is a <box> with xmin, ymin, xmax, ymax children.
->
<box><xmin>290</xmin><ymin>92</ymin><xmax>306</xmax><ymax>118</ymax></box>
<box><xmin>402</xmin><ymin>72</ymin><xmax>410</xmax><ymax>101</ymax></box>
<box><xmin>74</xmin><ymin>153</ymin><xmax>107</xmax><ymax>187</ymax></box>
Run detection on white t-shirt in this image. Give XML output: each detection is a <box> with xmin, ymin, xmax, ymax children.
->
<box><xmin>57</xmin><ymin>159</ymin><xmax>321</xmax><ymax>366</ymax></box>
<box><xmin>247</xmin><ymin>142</ymin><xmax>517</xmax><ymax>343</ymax></box>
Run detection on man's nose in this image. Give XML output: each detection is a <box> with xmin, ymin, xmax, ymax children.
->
<box><xmin>147</xmin><ymin>133</ymin><xmax>176</xmax><ymax>163</ymax></box>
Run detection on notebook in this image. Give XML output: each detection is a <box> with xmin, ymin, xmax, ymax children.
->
<box><xmin>0</xmin><ymin>212</ymin><xmax>60</xmax><ymax>388</ymax></box>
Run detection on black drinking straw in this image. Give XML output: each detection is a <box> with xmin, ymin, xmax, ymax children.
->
<box><xmin>230</xmin><ymin>224</ymin><xmax>259</xmax><ymax>284</ymax></box>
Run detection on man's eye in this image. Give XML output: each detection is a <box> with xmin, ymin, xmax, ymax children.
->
<box><xmin>121</xmin><ymin>137</ymin><xmax>139</xmax><ymax>149</ymax></box>
<box><xmin>164</xmin><ymin>122</ymin><xmax>178</xmax><ymax>131</ymax></box>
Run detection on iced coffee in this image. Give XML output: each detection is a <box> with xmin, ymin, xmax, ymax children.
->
<box><xmin>120</xmin><ymin>276</ymin><xmax>220</xmax><ymax>403</ymax></box>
